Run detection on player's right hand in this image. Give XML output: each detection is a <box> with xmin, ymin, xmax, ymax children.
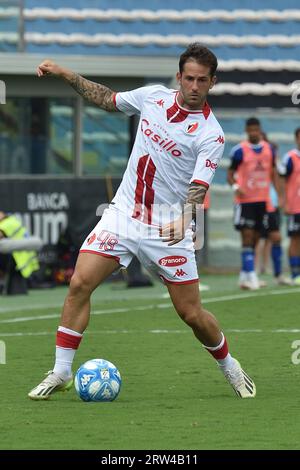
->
<box><xmin>36</xmin><ymin>60</ymin><xmax>62</xmax><ymax>77</ymax></box>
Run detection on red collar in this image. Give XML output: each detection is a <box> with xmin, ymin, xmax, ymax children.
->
<box><xmin>175</xmin><ymin>92</ymin><xmax>211</xmax><ymax>119</ymax></box>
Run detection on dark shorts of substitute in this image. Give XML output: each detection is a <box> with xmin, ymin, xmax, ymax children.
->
<box><xmin>287</xmin><ymin>213</ymin><xmax>300</xmax><ymax>236</ymax></box>
<box><xmin>234</xmin><ymin>202</ymin><xmax>266</xmax><ymax>232</ymax></box>
<box><xmin>261</xmin><ymin>208</ymin><xmax>281</xmax><ymax>238</ymax></box>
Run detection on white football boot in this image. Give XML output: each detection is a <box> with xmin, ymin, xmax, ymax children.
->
<box><xmin>220</xmin><ymin>358</ymin><xmax>256</xmax><ymax>398</ymax></box>
<box><xmin>275</xmin><ymin>275</ymin><xmax>293</xmax><ymax>286</ymax></box>
<box><xmin>239</xmin><ymin>271</ymin><xmax>260</xmax><ymax>290</ymax></box>
<box><xmin>248</xmin><ymin>272</ymin><xmax>261</xmax><ymax>290</ymax></box>
<box><xmin>28</xmin><ymin>371</ymin><xmax>73</xmax><ymax>400</ymax></box>
<box><xmin>238</xmin><ymin>271</ymin><xmax>251</xmax><ymax>290</ymax></box>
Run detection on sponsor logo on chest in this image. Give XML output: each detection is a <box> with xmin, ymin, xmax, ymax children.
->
<box><xmin>141</xmin><ymin>118</ymin><xmax>182</xmax><ymax>157</ymax></box>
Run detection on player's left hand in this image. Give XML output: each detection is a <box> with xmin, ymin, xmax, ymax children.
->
<box><xmin>159</xmin><ymin>218</ymin><xmax>186</xmax><ymax>246</ymax></box>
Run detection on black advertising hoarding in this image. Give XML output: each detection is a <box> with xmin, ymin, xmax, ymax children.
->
<box><xmin>0</xmin><ymin>177</ymin><xmax>121</xmax><ymax>265</ymax></box>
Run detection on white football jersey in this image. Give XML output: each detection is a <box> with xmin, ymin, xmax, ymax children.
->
<box><xmin>112</xmin><ymin>85</ymin><xmax>225</xmax><ymax>225</ymax></box>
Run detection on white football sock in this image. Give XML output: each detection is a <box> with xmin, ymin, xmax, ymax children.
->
<box><xmin>217</xmin><ymin>353</ymin><xmax>235</xmax><ymax>370</ymax></box>
<box><xmin>53</xmin><ymin>326</ymin><xmax>82</xmax><ymax>379</ymax></box>
<box><xmin>53</xmin><ymin>347</ymin><xmax>76</xmax><ymax>379</ymax></box>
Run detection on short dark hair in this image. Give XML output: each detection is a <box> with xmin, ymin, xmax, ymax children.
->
<box><xmin>295</xmin><ymin>127</ymin><xmax>300</xmax><ymax>138</ymax></box>
<box><xmin>246</xmin><ymin>117</ymin><xmax>261</xmax><ymax>127</ymax></box>
<box><xmin>179</xmin><ymin>43</ymin><xmax>218</xmax><ymax>76</ymax></box>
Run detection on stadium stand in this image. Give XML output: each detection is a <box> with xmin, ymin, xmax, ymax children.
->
<box><xmin>0</xmin><ymin>0</ymin><xmax>299</xmax><ymax>59</ymax></box>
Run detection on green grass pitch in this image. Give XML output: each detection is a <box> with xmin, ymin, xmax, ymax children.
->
<box><xmin>0</xmin><ymin>274</ymin><xmax>300</xmax><ymax>450</ymax></box>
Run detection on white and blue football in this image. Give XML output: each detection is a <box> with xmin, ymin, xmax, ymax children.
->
<box><xmin>74</xmin><ymin>358</ymin><xmax>121</xmax><ymax>402</ymax></box>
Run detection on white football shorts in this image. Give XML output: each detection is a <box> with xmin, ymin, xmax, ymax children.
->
<box><xmin>80</xmin><ymin>206</ymin><xmax>199</xmax><ymax>285</ymax></box>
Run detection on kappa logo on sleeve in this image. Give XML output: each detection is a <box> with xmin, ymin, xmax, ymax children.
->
<box><xmin>215</xmin><ymin>135</ymin><xmax>225</xmax><ymax>144</ymax></box>
<box><xmin>155</xmin><ymin>99</ymin><xmax>165</xmax><ymax>107</ymax></box>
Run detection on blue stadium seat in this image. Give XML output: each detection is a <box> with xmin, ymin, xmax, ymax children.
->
<box><xmin>1</xmin><ymin>1</ymin><xmax>296</xmax><ymax>59</ymax></box>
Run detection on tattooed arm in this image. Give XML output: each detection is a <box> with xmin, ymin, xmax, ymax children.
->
<box><xmin>160</xmin><ymin>182</ymin><xmax>207</xmax><ymax>246</ymax></box>
<box><xmin>36</xmin><ymin>60</ymin><xmax>116</xmax><ymax>111</ymax></box>
<box><xmin>186</xmin><ymin>182</ymin><xmax>208</xmax><ymax>219</ymax></box>
<box><xmin>161</xmin><ymin>128</ymin><xmax>225</xmax><ymax>245</ymax></box>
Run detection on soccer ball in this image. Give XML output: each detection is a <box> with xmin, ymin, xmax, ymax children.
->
<box><xmin>74</xmin><ymin>358</ymin><xmax>121</xmax><ymax>402</ymax></box>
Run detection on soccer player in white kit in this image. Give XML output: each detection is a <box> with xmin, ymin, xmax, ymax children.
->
<box><xmin>29</xmin><ymin>44</ymin><xmax>256</xmax><ymax>400</ymax></box>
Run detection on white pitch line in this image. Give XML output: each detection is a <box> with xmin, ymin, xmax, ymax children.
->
<box><xmin>2</xmin><ymin>328</ymin><xmax>300</xmax><ymax>338</ymax></box>
<box><xmin>1</xmin><ymin>286</ymin><xmax>298</xmax><ymax>315</ymax></box>
<box><xmin>202</xmin><ymin>288</ymin><xmax>300</xmax><ymax>304</ymax></box>
<box><xmin>0</xmin><ymin>304</ymin><xmax>166</xmax><ymax>324</ymax></box>
<box><xmin>1</xmin><ymin>287</ymin><xmax>299</xmax><ymax>324</ymax></box>
<box><xmin>0</xmin><ymin>313</ymin><xmax>60</xmax><ymax>323</ymax></box>
<box><xmin>0</xmin><ymin>331</ymin><xmax>53</xmax><ymax>337</ymax></box>
<box><xmin>0</xmin><ymin>294</ymin><xmax>167</xmax><ymax>314</ymax></box>
<box><xmin>93</xmin><ymin>307</ymin><xmax>131</xmax><ymax>314</ymax></box>
<box><xmin>162</xmin><ymin>287</ymin><xmax>300</xmax><ymax>303</ymax></box>
<box><xmin>0</xmin><ymin>303</ymin><xmax>62</xmax><ymax>314</ymax></box>
<box><xmin>270</xmin><ymin>287</ymin><xmax>300</xmax><ymax>295</ymax></box>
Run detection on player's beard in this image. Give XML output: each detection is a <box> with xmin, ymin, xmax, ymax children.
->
<box><xmin>188</xmin><ymin>97</ymin><xmax>206</xmax><ymax>110</ymax></box>
<box><xmin>179</xmin><ymin>90</ymin><xmax>206</xmax><ymax>110</ymax></box>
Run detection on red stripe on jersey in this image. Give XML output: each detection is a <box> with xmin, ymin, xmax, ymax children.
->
<box><xmin>167</xmin><ymin>102</ymin><xmax>189</xmax><ymax>123</ymax></box>
<box><xmin>175</xmin><ymin>93</ymin><xmax>211</xmax><ymax>119</ymax></box>
<box><xmin>170</xmin><ymin>110</ymin><xmax>189</xmax><ymax>123</ymax></box>
<box><xmin>192</xmin><ymin>179</ymin><xmax>210</xmax><ymax>188</ymax></box>
<box><xmin>56</xmin><ymin>330</ymin><xmax>82</xmax><ymax>349</ymax></box>
<box><xmin>143</xmin><ymin>158</ymin><xmax>156</xmax><ymax>225</ymax></box>
<box><xmin>167</xmin><ymin>94</ymin><xmax>211</xmax><ymax>122</ymax></box>
<box><xmin>132</xmin><ymin>154</ymin><xmax>149</xmax><ymax>220</ymax></box>
<box><xmin>202</xmin><ymin>101</ymin><xmax>211</xmax><ymax>120</ymax></box>
<box><xmin>166</xmin><ymin>102</ymin><xmax>177</xmax><ymax>121</ymax></box>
